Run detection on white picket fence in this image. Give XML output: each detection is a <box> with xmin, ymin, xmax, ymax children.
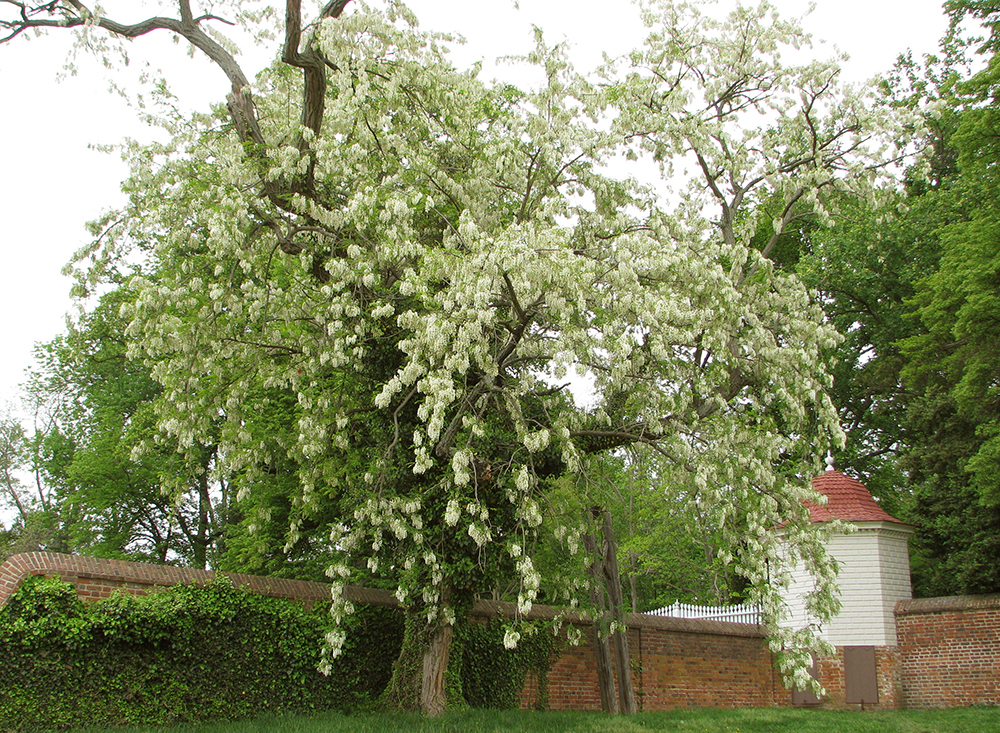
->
<box><xmin>646</xmin><ymin>601</ymin><xmax>762</xmax><ymax>625</ymax></box>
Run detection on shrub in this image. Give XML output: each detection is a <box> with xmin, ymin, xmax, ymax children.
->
<box><xmin>0</xmin><ymin>576</ymin><xmax>552</xmax><ymax>730</ymax></box>
<box><xmin>0</xmin><ymin>576</ymin><xmax>403</xmax><ymax>732</ymax></box>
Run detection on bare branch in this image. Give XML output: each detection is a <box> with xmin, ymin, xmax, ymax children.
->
<box><xmin>2</xmin><ymin>2</ymin><xmax>266</xmax><ymax>142</ymax></box>
<box><xmin>283</xmin><ymin>0</ymin><xmax>351</xmax><ymax>147</ymax></box>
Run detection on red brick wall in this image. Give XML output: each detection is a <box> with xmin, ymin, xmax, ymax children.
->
<box><xmin>633</xmin><ymin>619</ymin><xmax>782</xmax><ymax>709</ymax></box>
<box><xmin>516</xmin><ymin>621</ymin><xmax>785</xmax><ymax>712</ymax></box>
<box><xmin>481</xmin><ymin>603</ymin><xmax>783</xmax><ymax>711</ymax></box>
<box><xmin>12</xmin><ymin>553</ymin><xmax>999</xmax><ymax>711</ymax></box>
<box><xmin>2</xmin><ymin>552</ymin><xmax>788</xmax><ymax>712</ymax></box>
<box><xmin>895</xmin><ymin>595</ymin><xmax>1000</xmax><ymax>708</ymax></box>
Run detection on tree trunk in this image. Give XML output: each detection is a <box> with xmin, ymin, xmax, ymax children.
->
<box><xmin>421</xmin><ymin>622</ymin><xmax>453</xmax><ymax>716</ymax></box>
<box><xmin>629</xmin><ymin>551</ymin><xmax>640</xmax><ymax>615</ymax></box>
<box><xmin>381</xmin><ymin>600</ymin><xmax>459</xmax><ymax>716</ymax></box>
<box><xmin>195</xmin><ymin>472</ymin><xmax>212</xmax><ymax>570</ymax></box>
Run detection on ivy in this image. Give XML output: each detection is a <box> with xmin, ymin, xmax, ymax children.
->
<box><xmin>458</xmin><ymin>620</ymin><xmax>555</xmax><ymax>711</ymax></box>
<box><xmin>0</xmin><ymin>577</ymin><xmax>402</xmax><ymax>732</ymax></box>
<box><xmin>0</xmin><ymin>577</ymin><xmax>556</xmax><ymax>730</ymax></box>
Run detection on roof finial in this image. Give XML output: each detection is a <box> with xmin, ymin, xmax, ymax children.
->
<box><xmin>825</xmin><ymin>451</ymin><xmax>836</xmax><ymax>472</ymax></box>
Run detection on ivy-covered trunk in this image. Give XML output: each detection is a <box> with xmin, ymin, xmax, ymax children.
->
<box><xmin>381</xmin><ymin>601</ymin><xmax>465</xmax><ymax>716</ymax></box>
<box><xmin>420</xmin><ymin>620</ymin><xmax>453</xmax><ymax>716</ymax></box>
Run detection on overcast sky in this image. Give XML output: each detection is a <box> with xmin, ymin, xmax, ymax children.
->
<box><xmin>0</xmin><ymin>0</ymin><xmax>950</xmax><ymax>412</ymax></box>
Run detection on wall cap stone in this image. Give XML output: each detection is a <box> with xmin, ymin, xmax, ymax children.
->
<box><xmin>896</xmin><ymin>593</ymin><xmax>1000</xmax><ymax>616</ymax></box>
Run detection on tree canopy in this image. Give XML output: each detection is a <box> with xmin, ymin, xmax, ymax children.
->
<box><xmin>0</xmin><ymin>0</ymin><xmax>928</xmax><ymax>713</ymax></box>
<box><xmin>776</xmin><ymin>0</ymin><xmax>1000</xmax><ymax>599</ymax></box>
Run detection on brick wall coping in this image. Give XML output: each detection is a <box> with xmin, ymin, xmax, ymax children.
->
<box><xmin>896</xmin><ymin>593</ymin><xmax>1000</xmax><ymax>616</ymax></box>
<box><xmin>0</xmin><ymin>551</ymin><xmax>396</xmax><ymax>609</ymax></box>
<box><xmin>0</xmin><ymin>552</ymin><xmax>765</xmax><ymax>639</ymax></box>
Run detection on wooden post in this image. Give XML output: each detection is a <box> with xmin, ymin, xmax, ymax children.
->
<box><xmin>601</xmin><ymin>509</ymin><xmax>638</xmax><ymax>714</ymax></box>
<box><xmin>584</xmin><ymin>523</ymin><xmax>619</xmax><ymax>714</ymax></box>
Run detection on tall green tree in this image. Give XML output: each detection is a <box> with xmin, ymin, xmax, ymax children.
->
<box><xmin>785</xmin><ymin>42</ymin><xmax>972</xmax><ymax>515</ymax></box>
<box><xmin>787</xmin><ymin>1</ymin><xmax>1000</xmax><ymax>598</ymax></box>
<box><xmin>896</xmin><ymin>0</ymin><xmax>1000</xmax><ymax>596</ymax></box>
<box><xmin>26</xmin><ymin>289</ymin><xmax>240</xmax><ymax>568</ymax></box>
<box><xmin>907</xmin><ymin>0</ymin><xmax>1000</xmax><ymax>504</ymax></box>
<box><xmin>1</xmin><ymin>0</ymin><xmax>918</xmax><ymax>711</ymax></box>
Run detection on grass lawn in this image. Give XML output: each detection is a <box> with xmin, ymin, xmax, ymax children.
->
<box><xmin>70</xmin><ymin>707</ymin><xmax>1000</xmax><ymax>733</ymax></box>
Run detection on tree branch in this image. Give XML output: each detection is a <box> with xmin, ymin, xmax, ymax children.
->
<box><xmin>283</xmin><ymin>0</ymin><xmax>351</xmax><ymax>147</ymax></box>
<box><xmin>0</xmin><ymin>1</ymin><xmax>357</xmax><ymax>212</ymax></box>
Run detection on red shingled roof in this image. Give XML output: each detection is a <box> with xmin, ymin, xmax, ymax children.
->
<box><xmin>808</xmin><ymin>469</ymin><xmax>904</xmax><ymax>524</ymax></box>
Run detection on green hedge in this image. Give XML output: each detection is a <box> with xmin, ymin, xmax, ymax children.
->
<box><xmin>0</xmin><ymin>576</ymin><xmax>555</xmax><ymax>731</ymax></box>
<box><xmin>0</xmin><ymin>575</ymin><xmax>403</xmax><ymax>732</ymax></box>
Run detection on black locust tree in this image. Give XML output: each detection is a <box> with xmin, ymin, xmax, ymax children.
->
<box><xmin>1</xmin><ymin>0</ymin><xmax>921</xmax><ymax>712</ymax></box>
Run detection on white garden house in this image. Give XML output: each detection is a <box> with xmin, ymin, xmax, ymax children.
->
<box><xmin>782</xmin><ymin>456</ymin><xmax>914</xmax><ymax>646</ymax></box>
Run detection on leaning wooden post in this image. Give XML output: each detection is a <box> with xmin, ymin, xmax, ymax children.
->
<box><xmin>584</xmin><ymin>515</ymin><xmax>619</xmax><ymax>714</ymax></box>
<box><xmin>600</xmin><ymin>508</ymin><xmax>638</xmax><ymax>714</ymax></box>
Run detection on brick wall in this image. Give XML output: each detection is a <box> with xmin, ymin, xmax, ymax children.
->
<box><xmin>895</xmin><ymin>594</ymin><xmax>1000</xmax><ymax>708</ymax></box>
<box><xmin>471</xmin><ymin>598</ymin><xmax>783</xmax><ymax>711</ymax></box>
<box><xmin>517</xmin><ymin>620</ymin><xmax>780</xmax><ymax>712</ymax></box>
<box><xmin>9</xmin><ymin>552</ymin><xmax>1000</xmax><ymax>711</ymax></box>
<box><xmin>0</xmin><ymin>550</ymin><xmax>395</xmax><ymax>610</ymax></box>
<box><xmin>629</xmin><ymin>618</ymin><xmax>782</xmax><ymax>709</ymax></box>
<box><xmin>1</xmin><ymin>552</ymin><xmax>787</xmax><ymax>711</ymax></box>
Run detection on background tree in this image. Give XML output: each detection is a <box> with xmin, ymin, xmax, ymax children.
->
<box><xmin>0</xmin><ymin>407</ymin><xmax>28</xmax><ymax>527</ymax></box>
<box><xmin>0</xmin><ymin>406</ymin><xmax>32</xmax><ymax>559</ymax></box>
<box><xmin>1</xmin><ymin>399</ymin><xmax>75</xmax><ymax>555</ymax></box>
<box><xmin>569</xmin><ymin>449</ymin><xmax>754</xmax><ymax>613</ymax></box>
<box><xmin>768</xmin><ymin>0</ymin><xmax>1000</xmax><ymax>598</ymax></box>
<box><xmin>24</xmin><ymin>288</ymin><xmax>243</xmax><ymax>569</ymax></box>
<box><xmin>897</xmin><ymin>0</ymin><xmax>1000</xmax><ymax>596</ymax></box>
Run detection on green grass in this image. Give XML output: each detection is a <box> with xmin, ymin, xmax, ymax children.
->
<box><xmin>69</xmin><ymin>707</ymin><xmax>1000</xmax><ymax>733</ymax></box>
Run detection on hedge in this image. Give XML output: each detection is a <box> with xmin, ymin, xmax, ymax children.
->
<box><xmin>0</xmin><ymin>575</ymin><xmax>402</xmax><ymax>731</ymax></box>
<box><xmin>0</xmin><ymin>575</ymin><xmax>555</xmax><ymax>731</ymax></box>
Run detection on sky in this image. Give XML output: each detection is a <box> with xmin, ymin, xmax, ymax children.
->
<box><xmin>0</xmin><ymin>0</ymin><xmax>951</xmax><ymax>415</ymax></box>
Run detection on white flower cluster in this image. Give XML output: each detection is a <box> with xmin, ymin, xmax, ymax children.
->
<box><xmin>444</xmin><ymin>499</ymin><xmax>461</xmax><ymax>527</ymax></box>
